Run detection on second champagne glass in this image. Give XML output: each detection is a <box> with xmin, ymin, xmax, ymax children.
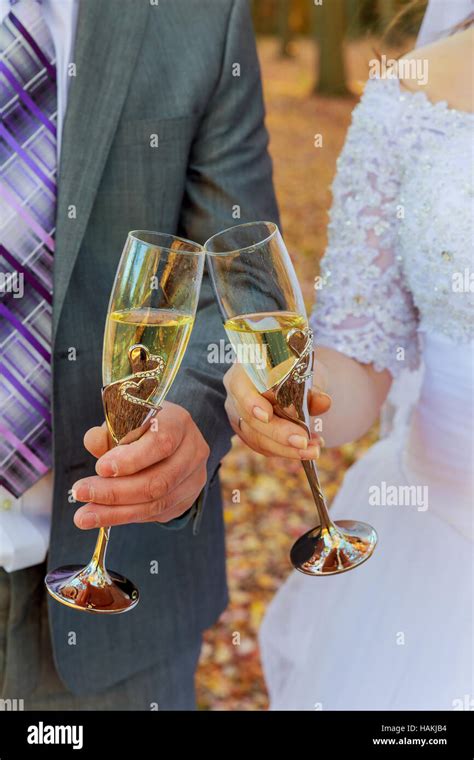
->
<box><xmin>205</xmin><ymin>221</ymin><xmax>377</xmax><ymax>575</ymax></box>
<box><xmin>45</xmin><ymin>231</ymin><xmax>204</xmax><ymax>612</ymax></box>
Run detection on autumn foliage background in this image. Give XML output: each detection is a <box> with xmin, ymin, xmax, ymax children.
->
<box><xmin>196</xmin><ymin>0</ymin><xmax>416</xmax><ymax>711</ymax></box>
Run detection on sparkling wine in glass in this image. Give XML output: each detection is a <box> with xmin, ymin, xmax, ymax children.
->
<box><xmin>45</xmin><ymin>231</ymin><xmax>204</xmax><ymax>612</ymax></box>
<box><xmin>205</xmin><ymin>222</ymin><xmax>377</xmax><ymax>575</ymax></box>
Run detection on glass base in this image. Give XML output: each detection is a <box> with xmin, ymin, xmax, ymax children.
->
<box><xmin>290</xmin><ymin>519</ymin><xmax>377</xmax><ymax>576</ymax></box>
<box><xmin>45</xmin><ymin>564</ymin><xmax>139</xmax><ymax>614</ymax></box>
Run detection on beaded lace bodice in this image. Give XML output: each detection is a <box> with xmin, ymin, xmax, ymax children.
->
<box><xmin>311</xmin><ymin>77</ymin><xmax>474</xmax><ymax>377</ymax></box>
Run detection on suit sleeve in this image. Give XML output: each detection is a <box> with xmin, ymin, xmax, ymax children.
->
<box><xmin>159</xmin><ymin>0</ymin><xmax>280</xmax><ymax>532</ymax></box>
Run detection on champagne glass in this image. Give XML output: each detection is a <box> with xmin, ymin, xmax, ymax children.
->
<box><xmin>45</xmin><ymin>231</ymin><xmax>204</xmax><ymax>612</ymax></box>
<box><xmin>205</xmin><ymin>221</ymin><xmax>377</xmax><ymax>575</ymax></box>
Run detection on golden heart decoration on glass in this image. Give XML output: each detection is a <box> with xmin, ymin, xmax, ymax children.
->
<box><xmin>102</xmin><ymin>344</ymin><xmax>165</xmax><ymax>445</ymax></box>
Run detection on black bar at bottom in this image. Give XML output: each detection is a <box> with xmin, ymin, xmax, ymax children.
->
<box><xmin>0</xmin><ymin>709</ymin><xmax>472</xmax><ymax>757</ymax></box>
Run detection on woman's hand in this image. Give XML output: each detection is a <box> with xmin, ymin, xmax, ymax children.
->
<box><xmin>223</xmin><ymin>363</ymin><xmax>331</xmax><ymax>459</ymax></box>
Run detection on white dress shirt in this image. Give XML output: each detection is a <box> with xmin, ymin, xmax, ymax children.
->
<box><xmin>0</xmin><ymin>0</ymin><xmax>79</xmax><ymax>572</ymax></box>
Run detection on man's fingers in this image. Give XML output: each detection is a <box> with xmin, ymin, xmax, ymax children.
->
<box><xmin>94</xmin><ymin>402</ymin><xmax>187</xmax><ymax>477</ymax></box>
<box><xmin>224</xmin><ymin>364</ymin><xmax>274</xmax><ymax>423</ymax></box>
<box><xmin>73</xmin><ymin>426</ymin><xmax>199</xmax><ymax>506</ymax></box>
<box><xmin>83</xmin><ymin>424</ymin><xmax>109</xmax><ymax>459</ymax></box>
<box><xmin>74</xmin><ymin>468</ymin><xmax>206</xmax><ymax>528</ymax></box>
<box><xmin>74</xmin><ymin>498</ymin><xmax>172</xmax><ymax>529</ymax></box>
<box><xmin>153</xmin><ymin>494</ymin><xmax>201</xmax><ymax>524</ymax></box>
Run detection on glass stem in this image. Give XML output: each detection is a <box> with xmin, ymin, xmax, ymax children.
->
<box><xmin>301</xmin><ymin>459</ymin><xmax>332</xmax><ymax>531</ymax></box>
<box><xmin>91</xmin><ymin>526</ymin><xmax>110</xmax><ymax>569</ymax></box>
<box><xmin>89</xmin><ymin>431</ymin><xmax>116</xmax><ymax>571</ymax></box>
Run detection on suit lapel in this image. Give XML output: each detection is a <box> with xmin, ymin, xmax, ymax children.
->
<box><xmin>53</xmin><ymin>0</ymin><xmax>150</xmax><ymax>337</ymax></box>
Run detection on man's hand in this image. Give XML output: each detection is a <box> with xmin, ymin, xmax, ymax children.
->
<box><xmin>72</xmin><ymin>401</ymin><xmax>210</xmax><ymax>529</ymax></box>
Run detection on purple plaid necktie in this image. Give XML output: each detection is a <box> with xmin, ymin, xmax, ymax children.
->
<box><xmin>0</xmin><ymin>0</ymin><xmax>56</xmax><ymax>497</ymax></box>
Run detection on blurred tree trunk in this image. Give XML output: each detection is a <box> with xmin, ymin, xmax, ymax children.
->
<box><xmin>277</xmin><ymin>0</ymin><xmax>292</xmax><ymax>57</ymax></box>
<box><xmin>378</xmin><ymin>0</ymin><xmax>396</xmax><ymax>31</ymax></box>
<box><xmin>345</xmin><ymin>0</ymin><xmax>364</xmax><ymax>38</ymax></box>
<box><xmin>314</xmin><ymin>0</ymin><xmax>349</xmax><ymax>96</ymax></box>
<box><xmin>250</xmin><ymin>0</ymin><xmax>260</xmax><ymax>32</ymax></box>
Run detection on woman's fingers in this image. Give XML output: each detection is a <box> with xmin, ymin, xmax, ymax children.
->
<box><xmin>226</xmin><ymin>396</ymin><xmax>321</xmax><ymax>460</ymax></box>
<box><xmin>224</xmin><ymin>364</ymin><xmax>329</xmax><ymax>460</ymax></box>
<box><xmin>308</xmin><ymin>389</ymin><xmax>332</xmax><ymax>416</ymax></box>
<box><xmin>227</xmin><ymin>394</ymin><xmax>307</xmax><ymax>451</ymax></box>
<box><xmin>239</xmin><ymin>416</ymin><xmax>321</xmax><ymax>459</ymax></box>
<box><xmin>224</xmin><ymin>363</ymin><xmax>274</xmax><ymax>423</ymax></box>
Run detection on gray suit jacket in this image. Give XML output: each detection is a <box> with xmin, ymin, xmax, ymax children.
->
<box><xmin>48</xmin><ymin>0</ymin><xmax>279</xmax><ymax>694</ymax></box>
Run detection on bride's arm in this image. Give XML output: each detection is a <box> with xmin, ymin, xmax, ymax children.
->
<box><xmin>224</xmin><ymin>78</ymin><xmax>420</xmax><ymax>457</ymax></box>
<box><xmin>310</xmin><ymin>346</ymin><xmax>391</xmax><ymax>447</ymax></box>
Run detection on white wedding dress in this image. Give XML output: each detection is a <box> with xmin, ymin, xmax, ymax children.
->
<box><xmin>260</xmin><ymin>77</ymin><xmax>474</xmax><ymax>711</ymax></box>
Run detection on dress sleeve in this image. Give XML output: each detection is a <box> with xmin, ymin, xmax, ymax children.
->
<box><xmin>311</xmin><ymin>78</ymin><xmax>420</xmax><ymax>377</ymax></box>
